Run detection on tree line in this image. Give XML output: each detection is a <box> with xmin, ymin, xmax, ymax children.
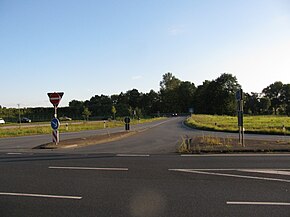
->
<box><xmin>1</xmin><ymin>73</ymin><xmax>290</xmax><ymax>122</ymax></box>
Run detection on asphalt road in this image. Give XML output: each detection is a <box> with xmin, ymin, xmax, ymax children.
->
<box><xmin>0</xmin><ymin>118</ymin><xmax>173</xmax><ymax>152</ymax></box>
<box><xmin>0</xmin><ymin>117</ymin><xmax>290</xmax><ymax>217</ymax></box>
<box><xmin>0</xmin><ymin>117</ymin><xmax>289</xmax><ymax>154</ymax></box>
<box><xmin>0</xmin><ymin>153</ymin><xmax>290</xmax><ymax>217</ymax></box>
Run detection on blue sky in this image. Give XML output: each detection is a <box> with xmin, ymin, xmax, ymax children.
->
<box><xmin>1</xmin><ymin>0</ymin><xmax>290</xmax><ymax>107</ymax></box>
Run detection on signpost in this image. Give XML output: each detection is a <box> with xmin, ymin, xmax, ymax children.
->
<box><xmin>124</xmin><ymin>117</ymin><xmax>130</xmax><ymax>131</ymax></box>
<box><xmin>189</xmin><ymin>108</ymin><xmax>194</xmax><ymax>116</ymax></box>
<box><xmin>51</xmin><ymin>118</ymin><xmax>60</xmax><ymax>130</ymax></box>
<box><xmin>236</xmin><ymin>89</ymin><xmax>245</xmax><ymax>147</ymax></box>
<box><xmin>47</xmin><ymin>92</ymin><xmax>64</xmax><ymax>144</ymax></box>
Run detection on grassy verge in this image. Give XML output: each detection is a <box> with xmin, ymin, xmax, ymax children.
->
<box><xmin>0</xmin><ymin>117</ymin><xmax>165</xmax><ymax>138</ymax></box>
<box><xmin>177</xmin><ymin>135</ymin><xmax>290</xmax><ymax>154</ymax></box>
<box><xmin>185</xmin><ymin>115</ymin><xmax>290</xmax><ymax>135</ymax></box>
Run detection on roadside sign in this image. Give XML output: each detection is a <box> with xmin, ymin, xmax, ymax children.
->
<box><xmin>124</xmin><ymin>117</ymin><xmax>131</xmax><ymax>124</ymax></box>
<box><xmin>124</xmin><ymin>117</ymin><xmax>130</xmax><ymax>131</ymax></box>
<box><xmin>51</xmin><ymin>118</ymin><xmax>60</xmax><ymax>130</ymax></box>
<box><xmin>47</xmin><ymin>92</ymin><xmax>64</xmax><ymax>107</ymax></box>
<box><xmin>47</xmin><ymin>92</ymin><xmax>64</xmax><ymax>144</ymax></box>
<box><xmin>235</xmin><ymin>89</ymin><xmax>243</xmax><ymax>101</ymax></box>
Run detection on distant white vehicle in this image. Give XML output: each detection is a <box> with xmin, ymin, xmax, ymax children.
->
<box><xmin>0</xmin><ymin>118</ymin><xmax>5</xmax><ymax>124</ymax></box>
<box><xmin>59</xmin><ymin>116</ymin><xmax>72</xmax><ymax>121</ymax></box>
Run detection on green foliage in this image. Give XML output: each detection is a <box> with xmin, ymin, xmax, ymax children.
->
<box><xmin>193</xmin><ymin>73</ymin><xmax>240</xmax><ymax>115</ymax></box>
<box><xmin>262</xmin><ymin>81</ymin><xmax>284</xmax><ymax>115</ymax></box>
<box><xmin>111</xmin><ymin>105</ymin><xmax>116</xmax><ymax>120</ymax></box>
<box><xmin>82</xmin><ymin>107</ymin><xmax>91</xmax><ymax>121</ymax></box>
<box><xmin>159</xmin><ymin>72</ymin><xmax>196</xmax><ymax>113</ymax></box>
<box><xmin>1</xmin><ymin>73</ymin><xmax>290</xmax><ymax>121</ymax></box>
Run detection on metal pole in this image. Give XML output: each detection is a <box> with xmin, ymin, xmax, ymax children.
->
<box><xmin>17</xmin><ymin>104</ymin><xmax>21</xmax><ymax>127</ymax></box>
<box><xmin>239</xmin><ymin>126</ymin><xmax>241</xmax><ymax>145</ymax></box>
<box><xmin>242</xmin><ymin>127</ymin><xmax>245</xmax><ymax>147</ymax></box>
<box><xmin>54</xmin><ymin>106</ymin><xmax>58</xmax><ymax>145</ymax></box>
<box><xmin>54</xmin><ymin>106</ymin><xmax>57</xmax><ymax>118</ymax></box>
<box><xmin>241</xmin><ymin>100</ymin><xmax>245</xmax><ymax>147</ymax></box>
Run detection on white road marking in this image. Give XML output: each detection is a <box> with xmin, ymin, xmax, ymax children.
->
<box><xmin>63</xmin><ymin>145</ymin><xmax>78</xmax><ymax>148</ymax></box>
<box><xmin>0</xmin><ymin>192</ymin><xmax>82</xmax><ymax>200</ymax></box>
<box><xmin>116</xmin><ymin>154</ymin><xmax>150</xmax><ymax>157</ymax></box>
<box><xmin>182</xmin><ymin>168</ymin><xmax>290</xmax><ymax>172</ymax></box>
<box><xmin>169</xmin><ymin>169</ymin><xmax>290</xmax><ymax>183</ymax></box>
<box><xmin>6</xmin><ymin>153</ymin><xmax>22</xmax><ymax>155</ymax></box>
<box><xmin>239</xmin><ymin>169</ymin><xmax>290</xmax><ymax>176</ymax></box>
<box><xmin>49</xmin><ymin>166</ymin><xmax>128</xmax><ymax>171</ymax></box>
<box><xmin>181</xmin><ymin>154</ymin><xmax>290</xmax><ymax>157</ymax></box>
<box><xmin>227</xmin><ymin>201</ymin><xmax>290</xmax><ymax>206</ymax></box>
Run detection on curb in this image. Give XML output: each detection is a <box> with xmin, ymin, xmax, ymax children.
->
<box><xmin>34</xmin><ymin>131</ymin><xmax>136</xmax><ymax>149</ymax></box>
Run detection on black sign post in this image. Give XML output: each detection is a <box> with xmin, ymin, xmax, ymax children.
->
<box><xmin>124</xmin><ymin>117</ymin><xmax>131</xmax><ymax>131</ymax></box>
<box><xmin>236</xmin><ymin>89</ymin><xmax>245</xmax><ymax>147</ymax></box>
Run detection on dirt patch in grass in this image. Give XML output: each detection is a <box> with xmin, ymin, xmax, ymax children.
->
<box><xmin>178</xmin><ymin>135</ymin><xmax>290</xmax><ymax>154</ymax></box>
<box><xmin>34</xmin><ymin>131</ymin><xmax>136</xmax><ymax>149</ymax></box>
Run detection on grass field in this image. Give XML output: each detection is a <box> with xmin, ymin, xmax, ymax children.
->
<box><xmin>186</xmin><ymin>115</ymin><xmax>290</xmax><ymax>135</ymax></box>
<box><xmin>0</xmin><ymin>117</ymin><xmax>165</xmax><ymax>138</ymax></box>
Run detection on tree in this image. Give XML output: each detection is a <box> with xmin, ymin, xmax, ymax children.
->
<box><xmin>281</xmin><ymin>84</ymin><xmax>290</xmax><ymax>104</ymax></box>
<box><xmin>69</xmin><ymin>100</ymin><xmax>84</xmax><ymax>119</ymax></box>
<box><xmin>177</xmin><ymin>81</ymin><xmax>196</xmax><ymax>113</ymax></box>
<box><xmin>126</xmin><ymin>89</ymin><xmax>141</xmax><ymax>109</ymax></box>
<box><xmin>160</xmin><ymin>72</ymin><xmax>181</xmax><ymax>91</ymax></box>
<box><xmin>213</xmin><ymin>73</ymin><xmax>241</xmax><ymax>115</ymax></box>
<box><xmin>159</xmin><ymin>73</ymin><xmax>182</xmax><ymax>113</ymax></box>
<box><xmin>115</xmin><ymin>92</ymin><xmax>130</xmax><ymax>116</ymax></box>
<box><xmin>82</xmin><ymin>107</ymin><xmax>91</xmax><ymax>121</ymax></box>
<box><xmin>140</xmin><ymin>90</ymin><xmax>161</xmax><ymax>115</ymax></box>
<box><xmin>281</xmin><ymin>84</ymin><xmax>290</xmax><ymax>116</ymax></box>
<box><xmin>86</xmin><ymin>94</ymin><xmax>112</xmax><ymax>117</ymax></box>
<box><xmin>135</xmin><ymin>107</ymin><xmax>142</xmax><ymax>118</ymax></box>
<box><xmin>193</xmin><ymin>80</ymin><xmax>211</xmax><ymax>114</ymax></box>
<box><xmin>111</xmin><ymin>105</ymin><xmax>116</xmax><ymax>120</ymax></box>
<box><xmin>259</xmin><ymin>97</ymin><xmax>271</xmax><ymax>114</ymax></box>
<box><xmin>262</xmin><ymin>81</ymin><xmax>284</xmax><ymax>115</ymax></box>
<box><xmin>193</xmin><ymin>73</ymin><xmax>240</xmax><ymax>115</ymax></box>
<box><xmin>244</xmin><ymin>93</ymin><xmax>260</xmax><ymax>115</ymax></box>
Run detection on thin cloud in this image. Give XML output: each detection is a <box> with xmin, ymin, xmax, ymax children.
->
<box><xmin>168</xmin><ymin>25</ymin><xmax>185</xmax><ymax>36</ymax></box>
<box><xmin>131</xmin><ymin>75</ymin><xmax>143</xmax><ymax>80</ymax></box>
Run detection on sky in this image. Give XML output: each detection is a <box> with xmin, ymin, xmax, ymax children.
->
<box><xmin>1</xmin><ymin>0</ymin><xmax>290</xmax><ymax>108</ymax></box>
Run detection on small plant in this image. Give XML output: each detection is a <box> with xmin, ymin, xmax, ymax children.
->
<box><xmin>177</xmin><ymin>136</ymin><xmax>192</xmax><ymax>153</ymax></box>
<box><xmin>201</xmin><ymin>135</ymin><xmax>222</xmax><ymax>146</ymax></box>
<box><xmin>177</xmin><ymin>134</ymin><xmax>235</xmax><ymax>153</ymax></box>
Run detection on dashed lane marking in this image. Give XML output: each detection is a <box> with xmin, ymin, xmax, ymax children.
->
<box><xmin>49</xmin><ymin>166</ymin><xmax>128</xmax><ymax>171</ymax></box>
<box><xmin>0</xmin><ymin>192</ymin><xmax>82</xmax><ymax>200</ymax></box>
<box><xmin>227</xmin><ymin>201</ymin><xmax>290</xmax><ymax>206</ymax></box>
<box><xmin>116</xmin><ymin>154</ymin><xmax>150</xmax><ymax>157</ymax></box>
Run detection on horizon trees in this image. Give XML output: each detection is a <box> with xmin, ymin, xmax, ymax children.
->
<box><xmin>1</xmin><ymin>73</ymin><xmax>289</xmax><ymax>121</ymax></box>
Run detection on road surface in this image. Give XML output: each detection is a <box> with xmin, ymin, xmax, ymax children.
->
<box><xmin>0</xmin><ymin>117</ymin><xmax>289</xmax><ymax>217</ymax></box>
